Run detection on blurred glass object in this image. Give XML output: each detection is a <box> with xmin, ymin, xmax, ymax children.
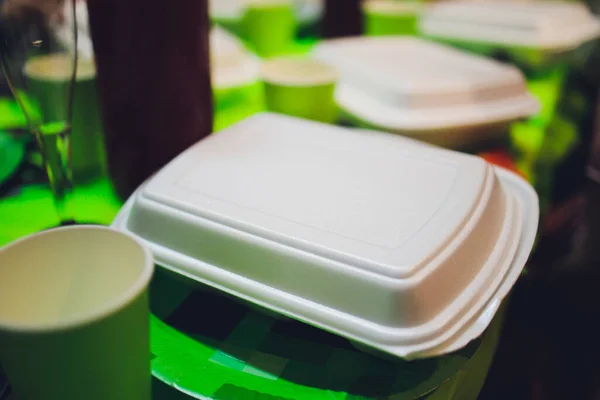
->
<box><xmin>0</xmin><ymin>0</ymin><xmax>81</xmax><ymax>224</ymax></box>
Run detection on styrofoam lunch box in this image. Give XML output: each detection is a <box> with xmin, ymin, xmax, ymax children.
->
<box><xmin>419</xmin><ymin>1</ymin><xmax>600</xmax><ymax>68</ymax></box>
<box><xmin>311</xmin><ymin>37</ymin><xmax>540</xmax><ymax>148</ymax></box>
<box><xmin>112</xmin><ymin>113</ymin><xmax>539</xmax><ymax>359</ymax></box>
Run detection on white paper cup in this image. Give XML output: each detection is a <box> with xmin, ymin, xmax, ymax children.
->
<box><xmin>243</xmin><ymin>0</ymin><xmax>296</xmax><ymax>57</ymax></box>
<box><xmin>0</xmin><ymin>226</ymin><xmax>154</xmax><ymax>400</ymax></box>
<box><xmin>363</xmin><ymin>0</ymin><xmax>422</xmax><ymax>36</ymax></box>
<box><xmin>262</xmin><ymin>57</ymin><xmax>338</xmax><ymax>123</ymax></box>
<box><xmin>25</xmin><ymin>53</ymin><xmax>106</xmax><ymax>182</ymax></box>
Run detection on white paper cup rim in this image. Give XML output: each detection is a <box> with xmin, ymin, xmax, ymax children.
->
<box><xmin>363</xmin><ymin>0</ymin><xmax>423</xmax><ymax>15</ymax></box>
<box><xmin>24</xmin><ymin>53</ymin><xmax>96</xmax><ymax>82</ymax></box>
<box><xmin>262</xmin><ymin>57</ymin><xmax>337</xmax><ymax>87</ymax></box>
<box><xmin>0</xmin><ymin>225</ymin><xmax>154</xmax><ymax>333</ymax></box>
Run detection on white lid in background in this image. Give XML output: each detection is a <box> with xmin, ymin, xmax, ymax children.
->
<box><xmin>335</xmin><ymin>83</ymin><xmax>537</xmax><ymax>147</ymax></box>
<box><xmin>312</xmin><ymin>37</ymin><xmax>539</xmax><ymax>139</ymax></box>
<box><xmin>211</xmin><ymin>26</ymin><xmax>246</xmax><ymax>57</ymax></box>
<box><xmin>420</xmin><ymin>1</ymin><xmax>600</xmax><ymax>52</ymax></box>
<box><xmin>209</xmin><ymin>0</ymin><xmax>245</xmax><ymax>20</ymax></box>
<box><xmin>210</xmin><ymin>27</ymin><xmax>260</xmax><ymax>89</ymax></box>
<box><xmin>113</xmin><ymin>114</ymin><xmax>538</xmax><ymax>359</ymax></box>
<box><xmin>313</xmin><ymin>37</ymin><xmax>528</xmax><ymax>109</ymax></box>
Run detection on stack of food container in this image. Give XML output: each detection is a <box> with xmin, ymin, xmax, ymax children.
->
<box><xmin>311</xmin><ymin>36</ymin><xmax>540</xmax><ymax>148</ymax></box>
<box><xmin>419</xmin><ymin>0</ymin><xmax>600</xmax><ymax>69</ymax></box>
<box><xmin>113</xmin><ymin>113</ymin><xmax>539</xmax><ymax>360</ymax></box>
<box><xmin>420</xmin><ymin>1</ymin><xmax>600</xmax><ymax>208</ymax></box>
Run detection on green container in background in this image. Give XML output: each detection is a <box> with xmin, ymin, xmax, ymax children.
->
<box><xmin>25</xmin><ymin>54</ymin><xmax>106</xmax><ymax>184</ymax></box>
<box><xmin>363</xmin><ymin>0</ymin><xmax>422</xmax><ymax>36</ymax></box>
<box><xmin>262</xmin><ymin>57</ymin><xmax>338</xmax><ymax>123</ymax></box>
<box><xmin>243</xmin><ymin>0</ymin><xmax>296</xmax><ymax>58</ymax></box>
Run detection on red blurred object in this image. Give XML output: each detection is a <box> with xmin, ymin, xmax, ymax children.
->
<box><xmin>479</xmin><ymin>150</ymin><xmax>523</xmax><ymax>177</ymax></box>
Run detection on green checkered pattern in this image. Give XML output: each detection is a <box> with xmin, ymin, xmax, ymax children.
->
<box><xmin>148</xmin><ymin>270</ymin><xmax>482</xmax><ymax>400</ymax></box>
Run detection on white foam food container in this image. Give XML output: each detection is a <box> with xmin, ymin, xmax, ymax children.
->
<box><xmin>112</xmin><ymin>113</ymin><xmax>539</xmax><ymax>359</ymax></box>
<box><xmin>210</xmin><ymin>27</ymin><xmax>260</xmax><ymax>90</ymax></box>
<box><xmin>420</xmin><ymin>1</ymin><xmax>600</xmax><ymax>66</ymax></box>
<box><xmin>311</xmin><ymin>37</ymin><xmax>540</xmax><ymax>148</ymax></box>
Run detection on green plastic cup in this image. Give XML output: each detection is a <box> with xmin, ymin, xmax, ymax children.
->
<box><xmin>0</xmin><ymin>226</ymin><xmax>154</xmax><ymax>400</ymax></box>
<box><xmin>262</xmin><ymin>57</ymin><xmax>338</xmax><ymax>123</ymax></box>
<box><xmin>243</xmin><ymin>0</ymin><xmax>296</xmax><ymax>58</ymax></box>
<box><xmin>25</xmin><ymin>54</ymin><xmax>106</xmax><ymax>183</ymax></box>
<box><xmin>363</xmin><ymin>0</ymin><xmax>422</xmax><ymax>36</ymax></box>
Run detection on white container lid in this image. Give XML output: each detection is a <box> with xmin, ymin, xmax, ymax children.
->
<box><xmin>113</xmin><ymin>113</ymin><xmax>539</xmax><ymax>359</ymax></box>
<box><xmin>312</xmin><ymin>37</ymin><xmax>540</xmax><ymax>143</ymax></box>
<box><xmin>210</xmin><ymin>27</ymin><xmax>260</xmax><ymax>90</ymax></box>
<box><xmin>420</xmin><ymin>1</ymin><xmax>600</xmax><ymax>52</ymax></box>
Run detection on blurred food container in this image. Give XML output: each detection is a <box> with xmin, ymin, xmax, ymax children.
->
<box><xmin>261</xmin><ymin>57</ymin><xmax>338</xmax><ymax>123</ymax></box>
<box><xmin>209</xmin><ymin>0</ymin><xmax>323</xmax><ymax>34</ymax></box>
<box><xmin>210</xmin><ymin>26</ymin><xmax>261</xmax><ymax>91</ymax></box>
<box><xmin>419</xmin><ymin>1</ymin><xmax>600</xmax><ymax>69</ymax></box>
<box><xmin>33</xmin><ymin>0</ymin><xmax>106</xmax><ymax>182</ymax></box>
<box><xmin>362</xmin><ymin>0</ymin><xmax>424</xmax><ymax>36</ymax></box>
<box><xmin>113</xmin><ymin>113</ymin><xmax>539</xmax><ymax>360</ymax></box>
<box><xmin>312</xmin><ymin>36</ymin><xmax>539</xmax><ymax>148</ymax></box>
